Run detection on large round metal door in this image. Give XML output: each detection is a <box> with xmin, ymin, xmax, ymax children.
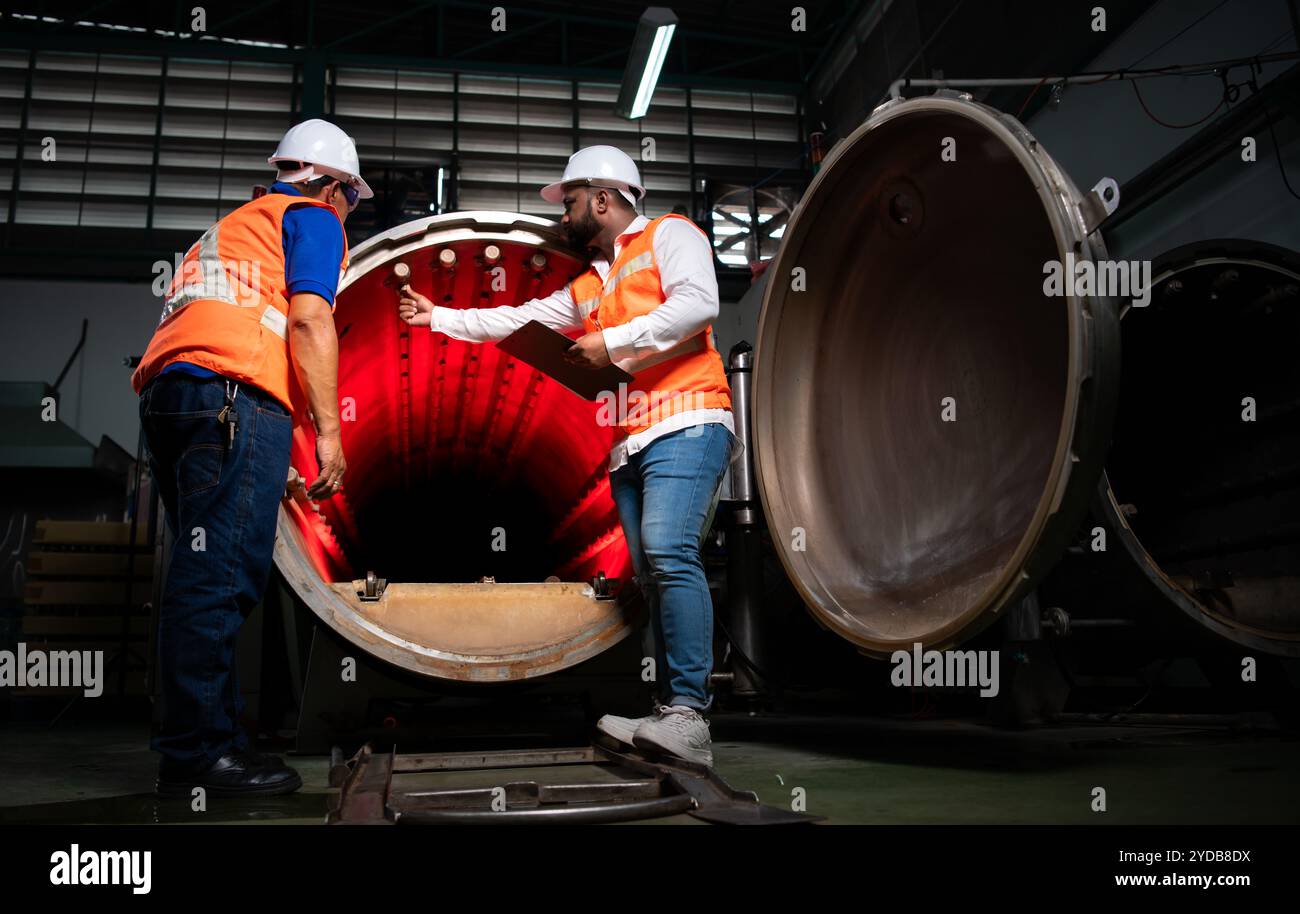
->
<box><xmin>752</xmin><ymin>93</ymin><xmax>1122</xmax><ymax>657</ymax></box>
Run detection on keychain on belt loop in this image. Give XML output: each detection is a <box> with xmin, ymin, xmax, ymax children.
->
<box><xmin>218</xmin><ymin>380</ymin><xmax>240</xmax><ymax>450</ymax></box>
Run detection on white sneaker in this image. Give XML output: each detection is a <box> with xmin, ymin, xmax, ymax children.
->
<box><xmin>595</xmin><ymin>701</ymin><xmax>667</xmax><ymax>746</ymax></box>
<box><xmin>633</xmin><ymin>705</ymin><xmax>714</xmax><ymax>767</ymax></box>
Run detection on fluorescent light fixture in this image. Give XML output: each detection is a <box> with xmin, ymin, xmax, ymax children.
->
<box><xmin>616</xmin><ymin>7</ymin><xmax>678</xmax><ymax>119</ymax></box>
<box><xmin>436</xmin><ymin>167</ymin><xmax>445</xmax><ymax>213</ymax></box>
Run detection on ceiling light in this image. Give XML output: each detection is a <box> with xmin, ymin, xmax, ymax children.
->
<box><xmin>616</xmin><ymin>7</ymin><xmax>678</xmax><ymax>119</ymax></box>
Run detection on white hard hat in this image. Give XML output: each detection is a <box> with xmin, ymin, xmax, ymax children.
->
<box><xmin>267</xmin><ymin>118</ymin><xmax>373</xmax><ymax>199</ymax></box>
<box><xmin>541</xmin><ymin>145</ymin><xmax>644</xmax><ymax>208</ymax></box>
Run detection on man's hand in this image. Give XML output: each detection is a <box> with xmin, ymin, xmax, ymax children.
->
<box><xmin>307</xmin><ymin>431</ymin><xmax>347</xmax><ymax>499</ymax></box>
<box><xmin>398</xmin><ymin>285</ymin><xmax>434</xmax><ymax>327</ymax></box>
<box><xmin>564</xmin><ymin>330</ymin><xmax>612</xmax><ymax>369</ymax></box>
<box><xmin>285</xmin><ymin>466</ymin><xmax>305</xmax><ymax>499</ymax></box>
<box><xmin>288</xmin><ymin>290</ymin><xmax>345</xmax><ymax>499</ymax></box>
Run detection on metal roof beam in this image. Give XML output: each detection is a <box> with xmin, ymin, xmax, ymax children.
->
<box><xmin>450</xmin><ymin>16</ymin><xmax>550</xmax><ymax>59</ymax></box>
<box><xmin>322</xmin><ymin>0</ymin><xmax>442</xmax><ymax>49</ymax></box>
<box><xmin>0</xmin><ymin>25</ymin><xmax>802</xmax><ymax>92</ymax></box>
<box><xmin>196</xmin><ymin>0</ymin><xmax>287</xmax><ymax>39</ymax></box>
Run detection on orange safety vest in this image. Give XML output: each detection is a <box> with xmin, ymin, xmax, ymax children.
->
<box><xmin>572</xmin><ymin>214</ymin><xmax>731</xmax><ymax>437</ymax></box>
<box><xmin>131</xmin><ymin>193</ymin><xmax>349</xmax><ymax>419</ymax></box>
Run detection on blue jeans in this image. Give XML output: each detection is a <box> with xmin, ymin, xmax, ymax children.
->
<box><xmin>139</xmin><ymin>374</ymin><xmax>293</xmax><ymax>773</ymax></box>
<box><xmin>608</xmin><ymin>423</ymin><xmax>734</xmax><ymax>712</ymax></box>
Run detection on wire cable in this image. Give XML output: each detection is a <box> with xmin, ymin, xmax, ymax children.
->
<box><xmin>1015</xmin><ymin>75</ymin><xmax>1050</xmax><ymax>119</ymax></box>
<box><xmin>1263</xmin><ymin>96</ymin><xmax>1300</xmax><ymax>202</ymax></box>
<box><xmin>1256</xmin><ymin>29</ymin><xmax>1295</xmax><ymax>55</ymax></box>
<box><xmin>1126</xmin><ymin>0</ymin><xmax>1234</xmax><ymax>70</ymax></box>
<box><xmin>1130</xmin><ymin>77</ymin><xmax>1226</xmax><ymax>128</ymax></box>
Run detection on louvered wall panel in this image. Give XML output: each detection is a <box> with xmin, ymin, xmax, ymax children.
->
<box><xmin>2</xmin><ymin>51</ymin><xmax>296</xmax><ymax>232</ymax></box>
<box><xmin>332</xmin><ymin>67</ymin><xmax>799</xmax><ymax>227</ymax></box>
<box><xmin>0</xmin><ymin>49</ymin><xmax>25</xmax><ymax>221</ymax></box>
<box><xmin>156</xmin><ymin>58</ymin><xmax>295</xmax><ymax>231</ymax></box>
<box><xmin>0</xmin><ymin>49</ymin><xmax>801</xmax><ymax>252</ymax></box>
<box><xmin>14</xmin><ymin>52</ymin><xmax>157</xmax><ymax>228</ymax></box>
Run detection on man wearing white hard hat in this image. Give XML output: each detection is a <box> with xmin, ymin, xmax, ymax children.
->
<box><xmin>132</xmin><ymin>118</ymin><xmax>370</xmax><ymax>797</ymax></box>
<box><xmin>399</xmin><ymin>145</ymin><xmax>735</xmax><ymax>767</ymax></box>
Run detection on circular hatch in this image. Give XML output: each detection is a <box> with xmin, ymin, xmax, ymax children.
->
<box><xmin>753</xmin><ymin>94</ymin><xmax>1122</xmax><ymax>656</ymax></box>
<box><xmin>273</xmin><ymin>212</ymin><xmax>640</xmax><ymax>682</ymax></box>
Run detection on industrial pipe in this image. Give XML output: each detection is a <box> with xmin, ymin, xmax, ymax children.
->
<box><xmin>273</xmin><ymin>212</ymin><xmax>639</xmax><ymax>682</ymax></box>
<box><xmin>721</xmin><ymin>343</ymin><xmax>766</xmax><ymax>697</ymax></box>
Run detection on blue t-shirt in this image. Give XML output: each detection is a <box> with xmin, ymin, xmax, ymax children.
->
<box><xmin>163</xmin><ymin>181</ymin><xmax>346</xmax><ymax>379</ymax></box>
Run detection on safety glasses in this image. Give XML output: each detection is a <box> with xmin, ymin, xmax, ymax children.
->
<box><xmin>338</xmin><ymin>182</ymin><xmax>360</xmax><ymax>212</ymax></box>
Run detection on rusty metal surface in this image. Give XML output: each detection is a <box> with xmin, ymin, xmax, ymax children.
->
<box><xmin>275</xmin><ymin>515</ymin><xmax>645</xmax><ymax>681</ymax></box>
<box><xmin>392</xmin><ymin>747</ymin><xmax>598</xmax><ymax>771</ymax></box>
<box><xmin>326</xmin><ymin>744</ymin><xmax>393</xmax><ymax>825</ymax></box>
<box><xmin>332</xmin><ymin>580</ymin><xmax>630</xmax><ymax>661</ymax></box>
<box><xmin>752</xmin><ymin>93</ymin><xmax>1121</xmax><ymax>657</ymax></box>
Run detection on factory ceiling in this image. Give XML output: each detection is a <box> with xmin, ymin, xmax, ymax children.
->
<box><xmin>0</xmin><ymin>0</ymin><xmax>849</xmax><ymax>89</ymax></box>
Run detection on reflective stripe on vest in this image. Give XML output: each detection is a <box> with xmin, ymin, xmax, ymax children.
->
<box><xmin>259</xmin><ymin>304</ymin><xmax>289</xmax><ymax>339</ymax></box>
<box><xmin>161</xmin><ymin>220</ymin><xmax>289</xmax><ymax>340</ymax></box>
<box><xmin>570</xmin><ymin>213</ymin><xmax>731</xmax><ymax>437</ymax></box>
<box><xmin>632</xmin><ymin>332</ymin><xmax>707</xmax><ymax>371</ymax></box>
<box><xmin>602</xmin><ymin>250</ymin><xmax>655</xmax><ymax>297</ymax></box>
<box><xmin>573</xmin><ymin>283</ymin><xmax>601</xmax><ymax>320</ymax></box>
<box><xmin>161</xmin><ymin>222</ymin><xmax>240</xmax><ymax>316</ymax></box>
<box><xmin>131</xmin><ymin>193</ymin><xmax>347</xmax><ymax>416</ymax></box>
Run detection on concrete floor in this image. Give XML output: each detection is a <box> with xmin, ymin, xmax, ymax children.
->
<box><xmin>1</xmin><ymin>711</ymin><xmax>1296</xmax><ymax>824</ymax></box>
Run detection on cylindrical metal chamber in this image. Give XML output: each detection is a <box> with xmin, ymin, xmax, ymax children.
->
<box><xmin>752</xmin><ymin>93</ymin><xmax>1122</xmax><ymax>657</ymax></box>
<box><xmin>273</xmin><ymin>212</ymin><xmax>638</xmax><ymax>682</ymax></box>
<box><xmin>1092</xmin><ymin>239</ymin><xmax>1300</xmax><ymax>656</ymax></box>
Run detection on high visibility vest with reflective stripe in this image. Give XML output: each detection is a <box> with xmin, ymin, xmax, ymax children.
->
<box><xmin>571</xmin><ymin>214</ymin><xmax>731</xmax><ymax>437</ymax></box>
<box><xmin>131</xmin><ymin>193</ymin><xmax>348</xmax><ymax>419</ymax></box>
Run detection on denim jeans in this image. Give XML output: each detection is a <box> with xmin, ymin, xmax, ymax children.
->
<box><xmin>139</xmin><ymin>374</ymin><xmax>293</xmax><ymax>773</ymax></box>
<box><xmin>608</xmin><ymin>422</ymin><xmax>735</xmax><ymax>712</ymax></box>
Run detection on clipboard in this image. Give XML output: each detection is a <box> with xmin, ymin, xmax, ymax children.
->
<box><xmin>497</xmin><ymin>320</ymin><xmax>634</xmax><ymax>401</ymax></box>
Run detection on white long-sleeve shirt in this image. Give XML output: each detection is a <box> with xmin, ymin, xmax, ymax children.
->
<box><xmin>428</xmin><ymin>214</ymin><xmax>734</xmax><ymax>471</ymax></box>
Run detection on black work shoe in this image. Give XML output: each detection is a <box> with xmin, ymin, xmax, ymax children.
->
<box><xmin>156</xmin><ymin>749</ymin><xmax>303</xmax><ymax>798</ymax></box>
<box><xmin>237</xmin><ymin>748</ymin><xmax>288</xmax><ymax>768</ymax></box>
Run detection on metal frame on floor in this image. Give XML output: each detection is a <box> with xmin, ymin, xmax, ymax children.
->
<box><xmin>326</xmin><ymin>742</ymin><xmax>822</xmax><ymax>825</ymax></box>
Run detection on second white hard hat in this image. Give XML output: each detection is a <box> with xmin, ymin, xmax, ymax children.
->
<box><xmin>267</xmin><ymin>118</ymin><xmax>374</xmax><ymax>199</ymax></box>
<box><xmin>540</xmin><ymin>145</ymin><xmax>644</xmax><ymax>207</ymax></box>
